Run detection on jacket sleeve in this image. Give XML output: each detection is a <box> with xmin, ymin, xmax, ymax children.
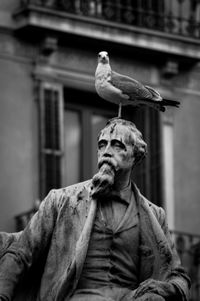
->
<box><xmin>157</xmin><ymin>206</ymin><xmax>191</xmax><ymax>301</ymax></box>
<box><xmin>0</xmin><ymin>189</ymin><xmax>58</xmax><ymax>300</ymax></box>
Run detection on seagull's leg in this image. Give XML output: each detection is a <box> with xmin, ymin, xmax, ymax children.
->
<box><xmin>118</xmin><ymin>102</ymin><xmax>122</xmax><ymax>118</ymax></box>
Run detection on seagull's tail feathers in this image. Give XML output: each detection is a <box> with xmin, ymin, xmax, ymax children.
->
<box><xmin>161</xmin><ymin>98</ymin><xmax>180</xmax><ymax>108</ymax></box>
<box><xmin>128</xmin><ymin>97</ymin><xmax>180</xmax><ymax>112</ymax></box>
<box><xmin>140</xmin><ymin>96</ymin><xmax>180</xmax><ymax>109</ymax></box>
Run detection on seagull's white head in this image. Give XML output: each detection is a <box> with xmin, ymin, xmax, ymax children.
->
<box><xmin>98</xmin><ymin>51</ymin><xmax>109</xmax><ymax>64</ymax></box>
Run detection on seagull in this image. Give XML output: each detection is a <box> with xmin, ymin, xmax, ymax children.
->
<box><xmin>95</xmin><ymin>51</ymin><xmax>180</xmax><ymax>117</ymax></box>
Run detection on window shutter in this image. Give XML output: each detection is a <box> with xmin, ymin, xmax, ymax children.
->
<box><xmin>39</xmin><ymin>82</ymin><xmax>64</xmax><ymax>198</ymax></box>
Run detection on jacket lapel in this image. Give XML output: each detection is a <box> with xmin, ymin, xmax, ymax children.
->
<box><xmin>74</xmin><ymin>197</ymin><xmax>97</xmax><ymax>284</ymax></box>
<box><xmin>55</xmin><ymin>182</ymin><xmax>97</xmax><ymax>301</ymax></box>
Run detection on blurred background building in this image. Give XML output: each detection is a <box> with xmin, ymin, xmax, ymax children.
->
<box><xmin>0</xmin><ymin>0</ymin><xmax>200</xmax><ymax>299</ymax></box>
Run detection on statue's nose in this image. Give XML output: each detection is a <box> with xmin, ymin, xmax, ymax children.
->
<box><xmin>103</xmin><ymin>144</ymin><xmax>112</xmax><ymax>157</ymax></box>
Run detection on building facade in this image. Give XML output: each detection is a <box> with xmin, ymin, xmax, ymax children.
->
<box><xmin>0</xmin><ymin>0</ymin><xmax>200</xmax><ymax>298</ymax></box>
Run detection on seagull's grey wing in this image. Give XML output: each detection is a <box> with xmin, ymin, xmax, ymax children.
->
<box><xmin>110</xmin><ymin>71</ymin><xmax>152</xmax><ymax>99</ymax></box>
<box><xmin>145</xmin><ymin>85</ymin><xmax>162</xmax><ymax>101</ymax></box>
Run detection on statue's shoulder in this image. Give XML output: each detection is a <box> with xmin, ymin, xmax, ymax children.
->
<box><xmin>133</xmin><ymin>182</ymin><xmax>165</xmax><ymax>220</ymax></box>
<box><xmin>145</xmin><ymin>198</ymin><xmax>162</xmax><ymax>211</ymax></box>
<box><xmin>64</xmin><ymin>179</ymin><xmax>92</xmax><ymax>195</ymax></box>
<box><xmin>50</xmin><ymin>179</ymin><xmax>92</xmax><ymax>205</ymax></box>
<box><xmin>144</xmin><ymin>198</ymin><xmax>166</xmax><ymax>226</ymax></box>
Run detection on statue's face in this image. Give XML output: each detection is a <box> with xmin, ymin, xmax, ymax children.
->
<box><xmin>97</xmin><ymin>124</ymin><xmax>135</xmax><ymax>175</ymax></box>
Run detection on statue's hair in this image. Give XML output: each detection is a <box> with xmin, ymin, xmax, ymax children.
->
<box><xmin>99</xmin><ymin>117</ymin><xmax>147</xmax><ymax>166</ymax></box>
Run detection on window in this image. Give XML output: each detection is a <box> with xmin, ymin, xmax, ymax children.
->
<box><xmin>63</xmin><ymin>88</ymin><xmax>116</xmax><ymax>185</ymax></box>
<box><xmin>63</xmin><ymin>109</ymin><xmax>81</xmax><ymax>186</ymax></box>
<box><xmin>38</xmin><ymin>82</ymin><xmax>64</xmax><ymax>198</ymax></box>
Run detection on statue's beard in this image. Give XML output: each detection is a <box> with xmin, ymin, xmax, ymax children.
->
<box><xmin>91</xmin><ymin>158</ymin><xmax>117</xmax><ymax>199</ymax></box>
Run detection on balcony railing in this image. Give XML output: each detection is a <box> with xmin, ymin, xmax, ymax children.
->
<box><xmin>19</xmin><ymin>0</ymin><xmax>200</xmax><ymax>39</ymax></box>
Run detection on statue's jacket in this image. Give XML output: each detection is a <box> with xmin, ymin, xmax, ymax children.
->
<box><xmin>0</xmin><ymin>180</ymin><xmax>190</xmax><ymax>301</ymax></box>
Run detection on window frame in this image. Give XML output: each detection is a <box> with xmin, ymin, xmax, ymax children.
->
<box><xmin>38</xmin><ymin>81</ymin><xmax>64</xmax><ymax>198</ymax></box>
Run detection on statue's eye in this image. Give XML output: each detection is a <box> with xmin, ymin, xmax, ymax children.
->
<box><xmin>112</xmin><ymin>140</ymin><xmax>126</xmax><ymax>151</ymax></box>
<box><xmin>98</xmin><ymin>140</ymin><xmax>107</xmax><ymax>150</ymax></box>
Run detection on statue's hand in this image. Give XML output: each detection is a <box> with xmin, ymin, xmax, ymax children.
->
<box><xmin>134</xmin><ymin>279</ymin><xmax>177</xmax><ymax>299</ymax></box>
<box><xmin>134</xmin><ymin>292</ymin><xmax>165</xmax><ymax>301</ymax></box>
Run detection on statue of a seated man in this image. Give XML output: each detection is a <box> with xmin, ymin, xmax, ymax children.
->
<box><xmin>0</xmin><ymin>118</ymin><xmax>190</xmax><ymax>301</ymax></box>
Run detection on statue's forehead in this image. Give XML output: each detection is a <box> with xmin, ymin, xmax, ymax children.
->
<box><xmin>99</xmin><ymin>124</ymin><xmax>133</xmax><ymax>145</ymax></box>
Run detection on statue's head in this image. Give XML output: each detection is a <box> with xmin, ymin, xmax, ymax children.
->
<box><xmin>98</xmin><ymin>117</ymin><xmax>147</xmax><ymax>170</ymax></box>
<box><xmin>91</xmin><ymin>118</ymin><xmax>147</xmax><ymax>198</ymax></box>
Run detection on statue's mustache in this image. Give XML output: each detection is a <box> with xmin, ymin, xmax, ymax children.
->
<box><xmin>98</xmin><ymin>158</ymin><xmax>117</xmax><ymax>172</ymax></box>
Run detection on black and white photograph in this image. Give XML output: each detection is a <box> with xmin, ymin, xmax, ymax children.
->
<box><xmin>0</xmin><ymin>1</ymin><xmax>199</xmax><ymax>300</ymax></box>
